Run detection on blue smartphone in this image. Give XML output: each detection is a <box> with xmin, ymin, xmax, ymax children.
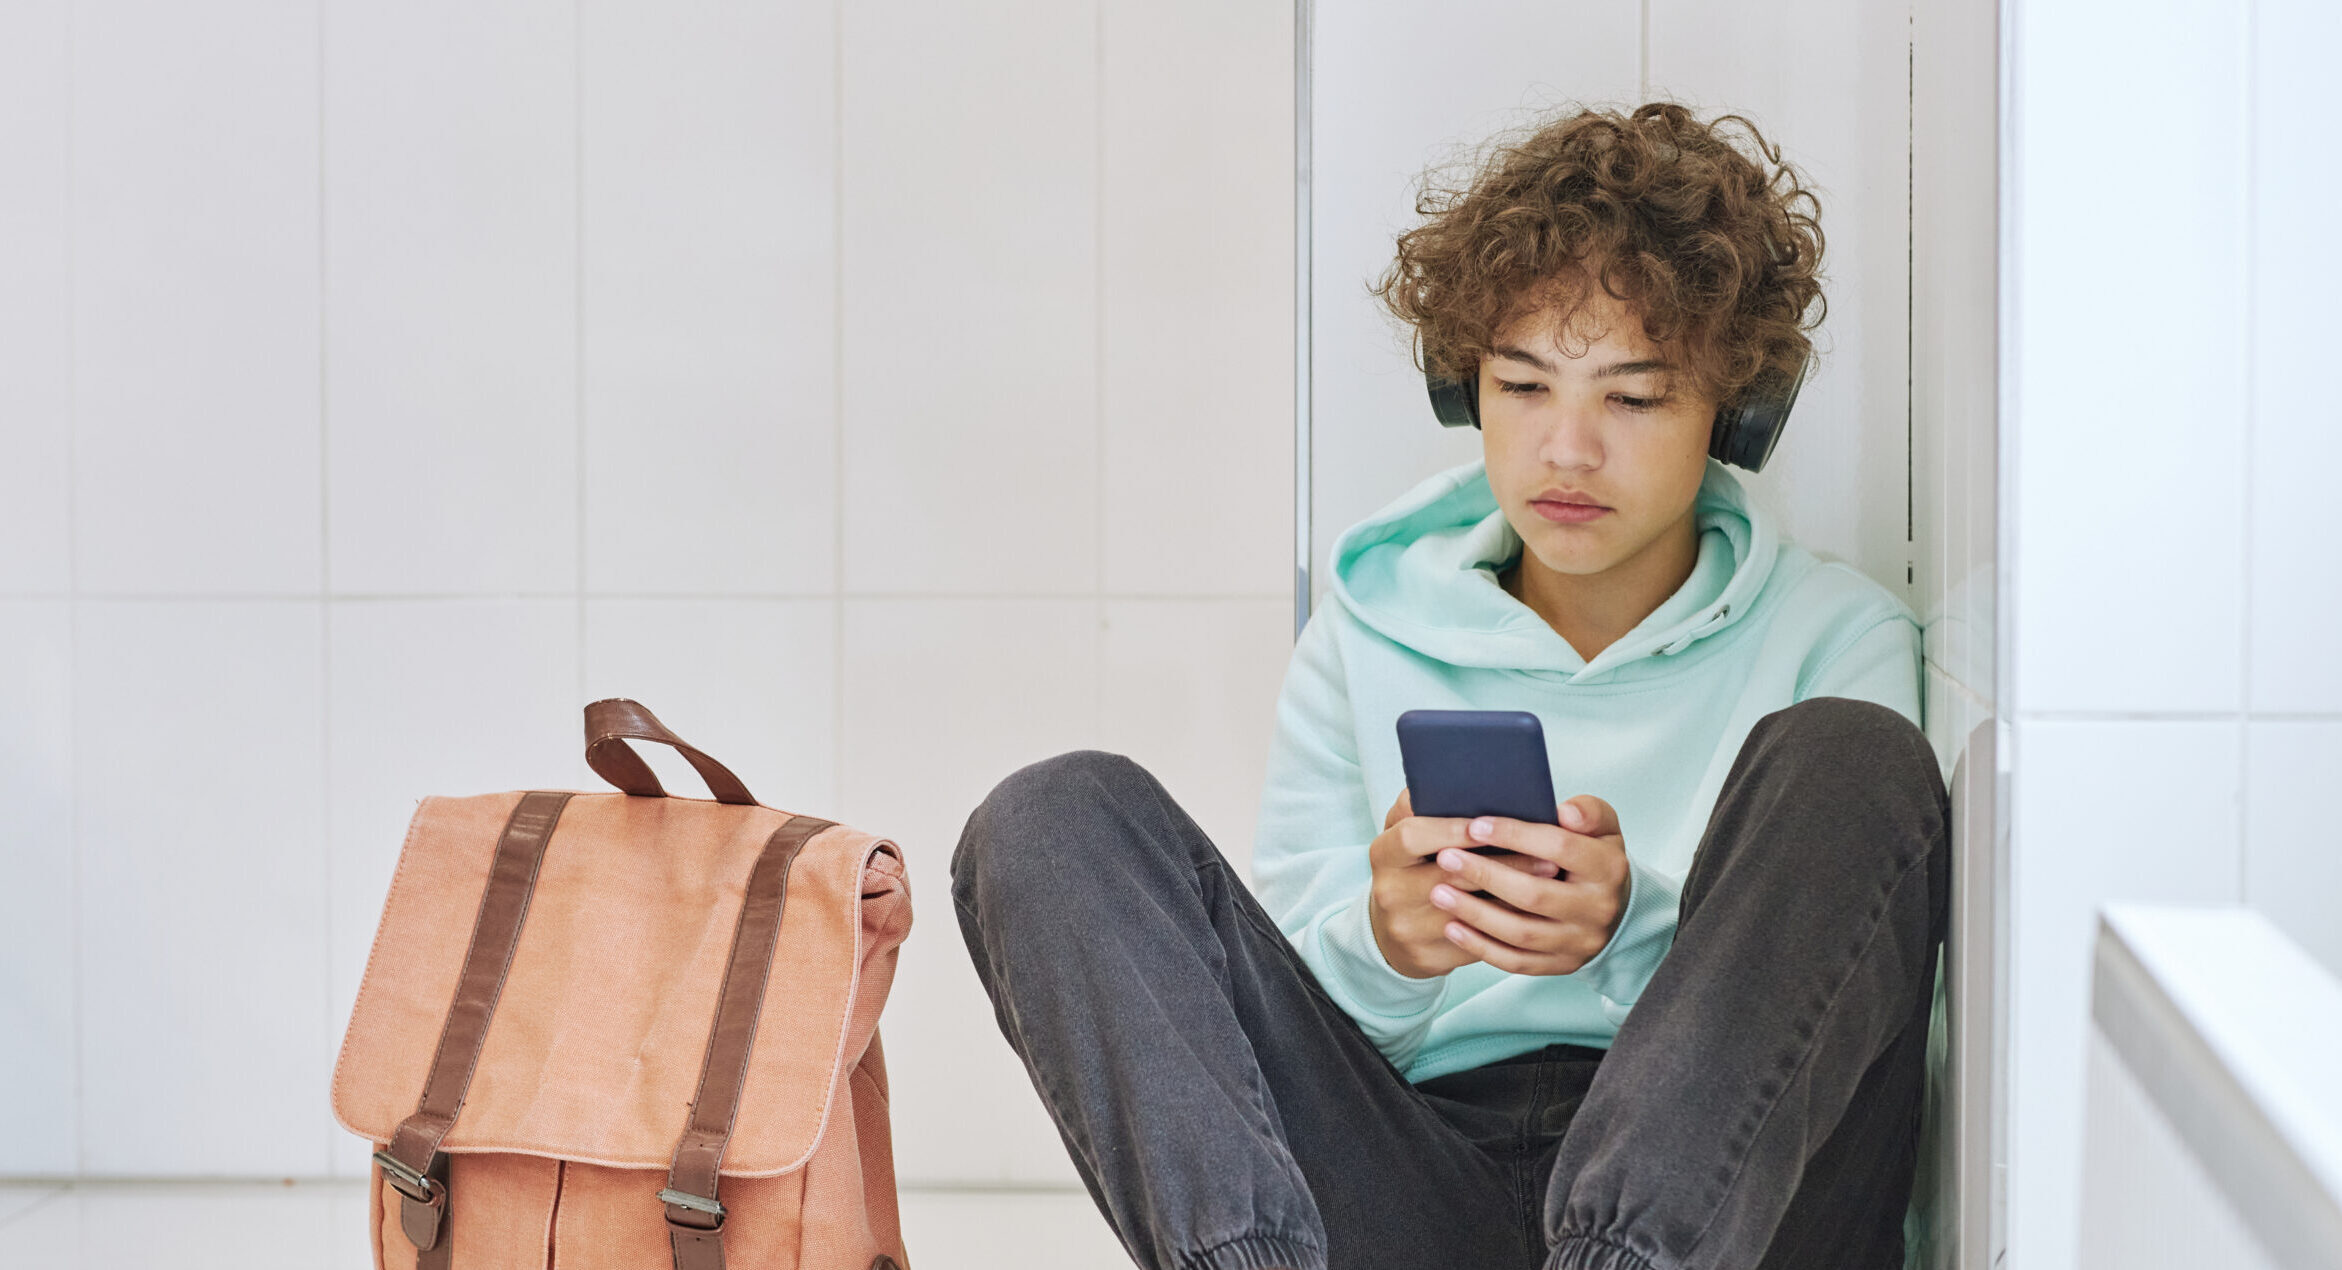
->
<box><xmin>1395</xmin><ymin>709</ymin><xmax>1560</xmax><ymax>852</ymax></box>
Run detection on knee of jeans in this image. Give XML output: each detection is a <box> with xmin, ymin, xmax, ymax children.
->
<box><xmin>1754</xmin><ymin>697</ymin><xmax>1949</xmax><ymax>857</ymax></box>
<box><xmin>1759</xmin><ymin>697</ymin><xmax>1935</xmax><ymax>779</ymax></box>
<box><xmin>951</xmin><ymin>748</ymin><xmax>1145</xmax><ymax>905</ymax></box>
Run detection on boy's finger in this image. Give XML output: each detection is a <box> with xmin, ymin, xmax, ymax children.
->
<box><xmin>1441</xmin><ymin>851</ymin><xmax>1552</xmax><ymax>913</ymax></box>
<box><xmin>1558</xmin><ymin>794</ymin><xmax>1621</xmax><ymax>838</ymax></box>
<box><xmin>1485</xmin><ymin>848</ymin><xmax>1561</xmax><ymax>878</ymax></box>
<box><xmin>1465</xmin><ymin>815</ymin><xmax>1570</xmax><ymax>869</ymax></box>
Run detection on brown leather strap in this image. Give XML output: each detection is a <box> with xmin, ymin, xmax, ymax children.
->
<box><xmin>585</xmin><ymin>698</ymin><xmax>758</xmax><ymax>806</ymax></box>
<box><xmin>662</xmin><ymin>814</ymin><xmax>838</xmax><ymax>1270</ymax></box>
<box><xmin>377</xmin><ymin>790</ymin><xmax>576</xmax><ymax>1270</ymax></box>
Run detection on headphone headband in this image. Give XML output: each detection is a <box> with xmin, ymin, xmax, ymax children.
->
<box><xmin>1424</xmin><ymin>352</ymin><xmax>1811</xmax><ymax>474</ymax></box>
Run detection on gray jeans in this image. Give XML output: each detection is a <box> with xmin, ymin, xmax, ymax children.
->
<box><xmin>949</xmin><ymin>696</ymin><xmax>1951</xmax><ymax>1270</ymax></box>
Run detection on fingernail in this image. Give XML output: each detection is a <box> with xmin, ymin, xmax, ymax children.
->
<box><xmin>1470</xmin><ymin>817</ymin><xmax>1494</xmax><ymax>838</ymax></box>
<box><xmin>1431</xmin><ymin>886</ymin><xmax>1455</xmax><ymax>907</ymax></box>
<box><xmin>1559</xmin><ymin>804</ymin><xmax>1580</xmax><ymax>829</ymax></box>
<box><xmin>1439</xmin><ymin>849</ymin><xmax>1463</xmax><ymax>870</ymax></box>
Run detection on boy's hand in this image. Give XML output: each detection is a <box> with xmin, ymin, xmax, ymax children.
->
<box><xmin>1424</xmin><ymin>795</ymin><xmax>1632</xmax><ymax>975</ymax></box>
<box><xmin>1365</xmin><ymin>786</ymin><xmax>1565</xmax><ymax>979</ymax></box>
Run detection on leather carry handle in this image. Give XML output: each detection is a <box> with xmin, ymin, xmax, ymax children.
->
<box><xmin>584</xmin><ymin>698</ymin><xmax>758</xmax><ymax>806</ymax></box>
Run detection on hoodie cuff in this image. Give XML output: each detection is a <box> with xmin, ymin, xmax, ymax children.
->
<box><xmin>1314</xmin><ymin>891</ymin><xmax>1451</xmax><ymax>1021</ymax></box>
<box><xmin>1569</xmin><ymin>853</ymin><xmax>1681</xmax><ymax>1026</ymax></box>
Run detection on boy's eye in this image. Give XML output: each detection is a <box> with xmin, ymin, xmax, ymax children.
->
<box><xmin>1493</xmin><ymin>379</ymin><xmax>1666</xmax><ymax>412</ymax></box>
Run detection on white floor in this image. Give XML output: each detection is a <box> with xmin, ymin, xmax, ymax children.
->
<box><xmin>0</xmin><ymin>1181</ymin><xmax>1132</xmax><ymax>1269</ymax></box>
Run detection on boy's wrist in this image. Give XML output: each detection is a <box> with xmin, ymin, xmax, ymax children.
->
<box><xmin>1321</xmin><ymin>893</ymin><xmax>1450</xmax><ymax>1018</ymax></box>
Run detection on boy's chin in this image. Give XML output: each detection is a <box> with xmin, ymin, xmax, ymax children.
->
<box><xmin>1523</xmin><ymin>541</ymin><xmax>1631</xmax><ymax>579</ymax></box>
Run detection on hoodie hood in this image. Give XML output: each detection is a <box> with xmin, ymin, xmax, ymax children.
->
<box><xmin>1327</xmin><ymin>455</ymin><xmax>1782</xmax><ymax>683</ymax></box>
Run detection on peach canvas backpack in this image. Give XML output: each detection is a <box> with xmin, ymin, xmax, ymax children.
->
<box><xmin>332</xmin><ymin>698</ymin><xmax>914</xmax><ymax>1270</ymax></box>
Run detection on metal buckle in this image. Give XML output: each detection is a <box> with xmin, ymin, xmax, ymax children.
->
<box><xmin>372</xmin><ymin>1150</ymin><xmax>442</xmax><ymax>1205</ymax></box>
<box><xmin>658</xmin><ymin>1187</ymin><xmax>726</xmax><ymax>1230</ymax></box>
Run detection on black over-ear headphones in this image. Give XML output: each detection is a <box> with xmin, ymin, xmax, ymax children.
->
<box><xmin>1424</xmin><ymin>349</ymin><xmax>1811</xmax><ymax>473</ymax></box>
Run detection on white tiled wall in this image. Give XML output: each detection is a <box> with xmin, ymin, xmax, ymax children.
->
<box><xmin>2003</xmin><ymin>0</ymin><xmax>2342</xmax><ymax>1266</ymax></box>
<box><xmin>0</xmin><ymin>0</ymin><xmax>1293</xmax><ymax>1188</ymax></box>
<box><xmin>72</xmin><ymin>0</ymin><xmax>323</xmax><ymax>599</ymax></box>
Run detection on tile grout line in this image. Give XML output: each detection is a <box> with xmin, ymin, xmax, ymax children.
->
<box><xmin>65</xmin><ymin>0</ymin><xmax>84</xmax><ymax>1180</ymax></box>
<box><xmin>1638</xmin><ymin>0</ymin><xmax>1648</xmax><ymax>102</ymax></box>
<box><xmin>834</xmin><ymin>0</ymin><xmax>846</xmax><ymax>814</ymax></box>
<box><xmin>575</xmin><ymin>0</ymin><xmax>589</xmax><ymax>757</ymax></box>
<box><xmin>316</xmin><ymin>0</ymin><xmax>336</xmax><ymax>1177</ymax></box>
<box><xmin>2236</xmin><ymin>0</ymin><xmax>2256</xmax><ymax>907</ymax></box>
<box><xmin>1292</xmin><ymin>0</ymin><xmax>1311</xmax><ymax>639</ymax></box>
<box><xmin>1094</xmin><ymin>0</ymin><xmax>1106</xmax><ymax>743</ymax></box>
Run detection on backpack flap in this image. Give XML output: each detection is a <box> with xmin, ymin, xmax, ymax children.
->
<box><xmin>332</xmin><ymin>788</ymin><xmax>912</xmax><ymax>1177</ymax></box>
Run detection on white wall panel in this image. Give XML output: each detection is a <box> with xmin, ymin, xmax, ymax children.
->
<box><xmin>323</xmin><ymin>0</ymin><xmax>578</xmax><ymax>596</ymax></box>
<box><xmin>579</xmin><ymin>0</ymin><xmax>839</xmax><ymax>598</ymax></box>
<box><xmin>839</xmin><ymin>0</ymin><xmax>1099</xmax><ymax>598</ymax></box>
<box><xmin>2247</xmin><ymin>0</ymin><xmax>2342</xmax><ymax>716</ymax></box>
<box><xmin>1099</xmin><ymin>598</ymin><xmax>1293</xmax><ymax>882</ymax></box>
<box><xmin>72</xmin><ymin>0</ymin><xmax>320</xmax><ymax>597</ymax></box>
<box><xmin>2007</xmin><ymin>719</ymin><xmax>2241</xmax><ymax>1270</ymax></box>
<box><xmin>75</xmin><ymin>602</ymin><xmax>328</xmax><ymax>1176</ymax></box>
<box><xmin>2007</xmin><ymin>0</ymin><xmax>2245</xmax><ymax>717</ymax></box>
<box><xmin>1100</xmin><ymin>0</ymin><xmax>1294</xmax><ymax>599</ymax></box>
<box><xmin>0</xmin><ymin>0</ymin><xmax>72</xmax><ymax>598</ymax></box>
<box><xmin>0</xmin><ymin>602</ymin><xmax>76</xmax><ymax>1174</ymax></box>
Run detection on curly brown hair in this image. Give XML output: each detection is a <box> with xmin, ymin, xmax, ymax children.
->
<box><xmin>1369</xmin><ymin>100</ymin><xmax>1827</xmax><ymax>412</ymax></box>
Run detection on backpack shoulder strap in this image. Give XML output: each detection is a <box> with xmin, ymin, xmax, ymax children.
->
<box><xmin>661</xmin><ymin>813</ymin><xmax>839</xmax><ymax>1270</ymax></box>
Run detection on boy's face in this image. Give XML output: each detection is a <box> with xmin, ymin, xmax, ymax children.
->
<box><xmin>1477</xmin><ymin>285</ymin><xmax>1716</xmax><ymax>584</ymax></box>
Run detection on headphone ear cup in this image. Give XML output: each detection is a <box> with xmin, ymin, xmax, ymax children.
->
<box><xmin>1709</xmin><ymin>352</ymin><xmax>1811</xmax><ymax>472</ymax></box>
<box><xmin>1425</xmin><ymin>369</ymin><xmax>1482</xmax><ymax>430</ymax></box>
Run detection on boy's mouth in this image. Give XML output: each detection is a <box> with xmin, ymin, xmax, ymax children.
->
<box><xmin>1532</xmin><ymin>497</ymin><xmax>1611</xmax><ymax>524</ymax></box>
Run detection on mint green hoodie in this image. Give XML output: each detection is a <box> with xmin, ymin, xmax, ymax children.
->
<box><xmin>1250</xmin><ymin>454</ymin><xmax>1923</xmax><ymax>1084</ymax></box>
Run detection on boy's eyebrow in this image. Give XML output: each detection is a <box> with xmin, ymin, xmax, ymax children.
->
<box><xmin>1491</xmin><ymin>345</ymin><xmax>1673</xmax><ymax>378</ymax></box>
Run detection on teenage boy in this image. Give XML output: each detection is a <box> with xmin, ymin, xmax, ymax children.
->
<box><xmin>951</xmin><ymin>101</ymin><xmax>1949</xmax><ymax>1270</ymax></box>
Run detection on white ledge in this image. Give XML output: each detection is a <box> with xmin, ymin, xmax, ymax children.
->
<box><xmin>2093</xmin><ymin>904</ymin><xmax>2342</xmax><ymax>1270</ymax></box>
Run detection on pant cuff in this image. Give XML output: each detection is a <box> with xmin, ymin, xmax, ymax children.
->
<box><xmin>1175</xmin><ymin>1231</ymin><xmax>1326</xmax><ymax>1270</ymax></box>
<box><xmin>1544</xmin><ymin>1232</ymin><xmax>1662</xmax><ymax>1270</ymax></box>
